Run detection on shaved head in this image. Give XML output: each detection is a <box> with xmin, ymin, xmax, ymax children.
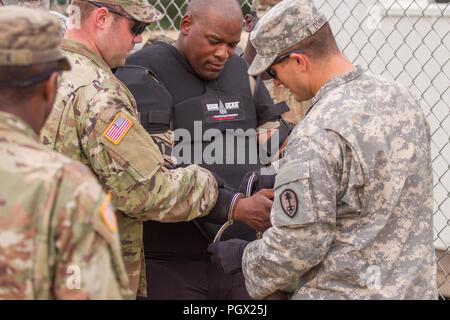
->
<box><xmin>176</xmin><ymin>0</ymin><xmax>244</xmax><ymax>80</ymax></box>
<box><xmin>186</xmin><ymin>0</ymin><xmax>244</xmax><ymax>25</ymax></box>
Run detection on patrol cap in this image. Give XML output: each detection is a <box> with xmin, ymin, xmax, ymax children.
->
<box><xmin>248</xmin><ymin>0</ymin><xmax>327</xmax><ymax>76</ymax></box>
<box><xmin>0</xmin><ymin>6</ymin><xmax>70</xmax><ymax>70</ymax></box>
<box><xmin>82</xmin><ymin>0</ymin><xmax>163</xmax><ymax>24</ymax></box>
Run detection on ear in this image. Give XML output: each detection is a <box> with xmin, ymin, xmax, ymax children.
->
<box><xmin>179</xmin><ymin>14</ymin><xmax>192</xmax><ymax>35</ymax></box>
<box><xmin>91</xmin><ymin>7</ymin><xmax>110</xmax><ymax>30</ymax></box>
<box><xmin>291</xmin><ymin>53</ymin><xmax>308</xmax><ymax>72</ymax></box>
<box><xmin>42</xmin><ymin>72</ymin><xmax>59</xmax><ymax>106</ymax></box>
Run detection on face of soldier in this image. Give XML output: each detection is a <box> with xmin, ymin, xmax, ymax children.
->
<box><xmin>179</xmin><ymin>12</ymin><xmax>242</xmax><ymax>80</ymax></box>
<box><xmin>272</xmin><ymin>53</ymin><xmax>314</xmax><ymax>102</ymax></box>
<box><xmin>98</xmin><ymin>15</ymin><xmax>143</xmax><ymax>68</ymax></box>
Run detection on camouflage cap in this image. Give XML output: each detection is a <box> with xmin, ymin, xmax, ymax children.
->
<box><xmin>0</xmin><ymin>6</ymin><xmax>70</xmax><ymax>70</ymax></box>
<box><xmin>85</xmin><ymin>0</ymin><xmax>163</xmax><ymax>24</ymax></box>
<box><xmin>248</xmin><ymin>0</ymin><xmax>327</xmax><ymax>76</ymax></box>
<box><xmin>3</xmin><ymin>0</ymin><xmax>51</xmax><ymax>10</ymax></box>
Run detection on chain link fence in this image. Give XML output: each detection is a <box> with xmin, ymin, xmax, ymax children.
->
<box><xmin>146</xmin><ymin>0</ymin><xmax>450</xmax><ymax>299</ymax></box>
<box><xmin>49</xmin><ymin>0</ymin><xmax>450</xmax><ymax>299</ymax></box>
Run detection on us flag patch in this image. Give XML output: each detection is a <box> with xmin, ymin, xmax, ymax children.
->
<box><xmin>103</xmin><ymin>112</ymin><xmax>133</xmax><ymax>145</ymax></box>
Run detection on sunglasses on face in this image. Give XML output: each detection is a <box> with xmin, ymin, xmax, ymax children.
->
<box><xmin>88</xmin><ymin>1</ymin><xmax>148</xmax><ymax>36</ymax></box>
<box><xmin>266</xmin><ymin>49</ymin><xmax>305</xmax><ymax>79</ymax></box>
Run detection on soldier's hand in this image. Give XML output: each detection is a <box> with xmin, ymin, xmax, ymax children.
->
<box><xmin>207</xmin><ymin>239</ymin><xmax>249</xmax><ymax>274</ymax></box>
<box><xmin>232</xmin><ymin>189</ymin><xmax>274</xmax><ymax>232</ymax></box>
<box><xmin>243</xmin><ymin>13</ymin><xmax>258</xmax><ymax>33</ymax></box>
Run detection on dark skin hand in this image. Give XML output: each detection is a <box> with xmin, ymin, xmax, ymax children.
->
<box><xmin>242</xmin><ymin>13</ymin><xmax>258</xmax><ymax>66</ymax></box>
<box><xmin>242</xmin><ymin>13</ymin><xmax>271</xmax><ymax>81</ymax></box>
<box><xmin>232</xmin><ymin>188</ymin><xmax>274</xmax><ymax>232</ymax></box>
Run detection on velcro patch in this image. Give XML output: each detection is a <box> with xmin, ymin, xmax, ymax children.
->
<box><xmin>99</xmin><ymin>195</ymin><xmax>118</xmax><ymax>233</ymax></box>
<box><xmin>280</xmin><ymin>189</ymin><xmax>298</xmax><ymax>218</ymax></box>
<box><xmin>103</xmin><ymin>112</ymin><xmax>133</xmax><ymax>145</ymax></box>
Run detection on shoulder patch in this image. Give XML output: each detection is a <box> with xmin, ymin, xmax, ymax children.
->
<box><xmin>99</xmin><ymin>195</ymin><xmax>118</xmax><ymax>233</ymax></box>
<box><xmin>280</xmin><ymin>189</ymin><xmax>298</xmax><ymax>218</ymax></box>
<box><xmin>103</xmin><ymin>112</ymin><xmax>133</xmax><ymax>145</ymax></box>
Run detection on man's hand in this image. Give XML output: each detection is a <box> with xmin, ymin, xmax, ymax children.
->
<box><xmin>243</xmin><ymin>13</ymin><xmax>258</xmax><ymax>33</ymax></box>
<box><xmin>207</xmin><ymin>239</ymin><xmax>249</xmax><ymax>274</ymax></box>
<box><xmin>232</xmin><ymin>189</ymin><xmax>274</xmax><ymax>232</ymax></box>
<box><xmin>239</xmin><ymin>169</ymin><xmax>276</xmax><ymax>197</ymax></box>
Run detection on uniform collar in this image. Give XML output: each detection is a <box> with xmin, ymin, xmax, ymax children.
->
<box><xmin>0</xmin><ymin>111</ymin><xmax>38</xmax><ymax>141</ymax></box>
<box><xmin>61</xmin><ymin>39</ymin><xmax>113</xmax><ymax>74</ymax></box>
<box><xmin>306</xmin><ymin>65</ymin><xmax>366</xmax><ymax>115</ymax></box>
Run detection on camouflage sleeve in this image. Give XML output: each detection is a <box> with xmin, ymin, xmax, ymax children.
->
<box><xmin>78</xmin><ymin>90</ymin><xmax>218</xmax><ymax>222</ymax></box>
<box><xmin>242</xmin><ymin>126</ymin><xmax>345</xmax><ymax>299</ymax></box>
<box><xmin>51</xmin><ymin>162</ymin><xmax>132</xmax><ymax>299</ymax></box>
<box><xmin>150</xmin><ymin>130</ymin><xmax>177</xmax><ymax>169</ymax></box>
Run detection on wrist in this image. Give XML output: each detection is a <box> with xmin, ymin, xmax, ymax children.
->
<box><xmin>229</xmin><ymin>193</ymin><xmax>245</xmax><ymax>223</ymax></box>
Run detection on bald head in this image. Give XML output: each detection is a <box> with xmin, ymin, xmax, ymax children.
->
<box><xmin>186</xmin><ymin>0</ymin><xmax>243</xmax><ymax>25</ymax></box>
<box><xmin>176</xmin><ymin>0</ymin><xmax>244</xmax><ymax>80</ymax></box>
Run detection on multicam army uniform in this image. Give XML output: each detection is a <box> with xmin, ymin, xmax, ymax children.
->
<box><xmin>40</xmin><ymin>40</ymin><xmax>218</xmax><ymax>297</ymax></box>
<box><xmin>0</xmin><ymin>112</ymin><xmax>131</xmax><ymax>299</ymax></box>
<box><xmin>242</xmin><ymin>65</ymin><xmax>437</xmax><ymax>300</ymax></box>
<box><xmin>2</xmin><ymin>0</ymin><xmax>68</xmax><ymax>36</ymax></box>
<box><xmin>2</xmin><ymin>0</ymin><xmax>50</xmax><ymax>9</ymax></box>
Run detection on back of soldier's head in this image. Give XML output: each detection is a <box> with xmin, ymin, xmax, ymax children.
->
<box><xmin>0</xmin><ymin>6</ymin><xmax>70</xmax><ymax>104</ymax></box>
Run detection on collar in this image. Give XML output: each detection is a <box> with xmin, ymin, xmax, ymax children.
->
<box><xmin>0</xmin><ymin>111</ymin><xmax>38</xmax><ymax>141</ymax></box>
<box><xmin>306</xmin><ymin>65</ymin><xmax>366</xmax><ymax>115</ymax></box>
<box><xmin>61</xmin><ymin>39</ymin><xmax>113</xmax><ymax>74</ymax></box>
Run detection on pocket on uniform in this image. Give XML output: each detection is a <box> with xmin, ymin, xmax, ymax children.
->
<box><xmin>99</xmin><ymin>112</ymin><xmax>163</xmax><ymax>184</ymax></box>
<box><xmin>272</xmin><ymin>161</ymin><xmax>316</xmax><ymax>228</ymax></box>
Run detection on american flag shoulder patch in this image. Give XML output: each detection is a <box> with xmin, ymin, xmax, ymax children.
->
<box><xmin>103</xmin><ymin>112</ymin><xmax>133</xmax><ymax>145</ymax></box>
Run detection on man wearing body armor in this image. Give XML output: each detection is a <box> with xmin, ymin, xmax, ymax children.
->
<box><xmin>116</xmin><ymin>0</ymin><xmax>290</xmax><ymax>299</ymax></box>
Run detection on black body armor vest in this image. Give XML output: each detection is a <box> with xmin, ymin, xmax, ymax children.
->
<box><xmin>118</xmin><ymin>43</ymin><xmax>267</xmax><ymax>258</ymax></box>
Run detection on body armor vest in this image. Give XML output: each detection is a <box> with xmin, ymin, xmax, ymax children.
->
<box><xmin>118</xmin><ymin>43</ymin><xmax>266</xmax><ymax>258</ymax></box>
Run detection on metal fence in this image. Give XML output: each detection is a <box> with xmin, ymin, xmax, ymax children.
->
<box><xmin>146</xmin><ymin>0</ymin><xmax>450</xmax><ymax>299</ymax></box>
<box><xmin>50</xmin><ymin>0</ymin><xmax>450</xmax><ymax>299</ymax></box>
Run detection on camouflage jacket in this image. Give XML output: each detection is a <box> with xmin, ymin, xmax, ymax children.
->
<box><xmin>0</xmin><ymin>112</ymin><xmax>131</xmax><ymax>299</ymax></box>
<box><xmin>40</xmin><ymin>40</ymin><xmax>218</xmax><ymax>297</ymax></box>
<box><xmin>242</xmin><ymin>66</ymin><xmax>437</xmax><ymax>300</ymax></box>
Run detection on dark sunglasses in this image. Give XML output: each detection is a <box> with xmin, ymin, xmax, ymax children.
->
<box><xmin>266</xmin><ymin>49</ymin><xmax>305</xmax><ymax>79</ymax></box>
<box><xmin>88</xmin><ymin>1</ymin><xmax>148</xmax><ymax>36</ymax></box>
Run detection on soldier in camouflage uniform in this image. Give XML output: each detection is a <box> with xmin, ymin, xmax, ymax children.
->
<box><xmin>211</xmin><ymin>0</ymin><xmax>438</xmax><ymax>299</ymax></box>
<box><xmin>0</xmin><ymin>6</ymin><xmax>131</xmax><ymax>299</ymax></box>
<box><xmin>3</xmin><ymin>0</ymin><xmax>68</xmax><ymax>37</ymax></box>
<box><xmin>2</xmin><ymin>0</ymin><xmax>50</xmax><ymax>9</ymax></box>
<box><xmin>39</xmin><ymin>0</ymin><xmax>230</xmax><ymax>298</ymax></box>
<box><xmin>243</xmin><ymin>0</ymin><xmax>310</xmax><ymax>126</ymax></box>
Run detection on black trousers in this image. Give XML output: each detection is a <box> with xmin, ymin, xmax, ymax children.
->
<box><xmin>143</xmin><ymin>258</ymin><xmax>252</xmax><ymax>300</ymax></box>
